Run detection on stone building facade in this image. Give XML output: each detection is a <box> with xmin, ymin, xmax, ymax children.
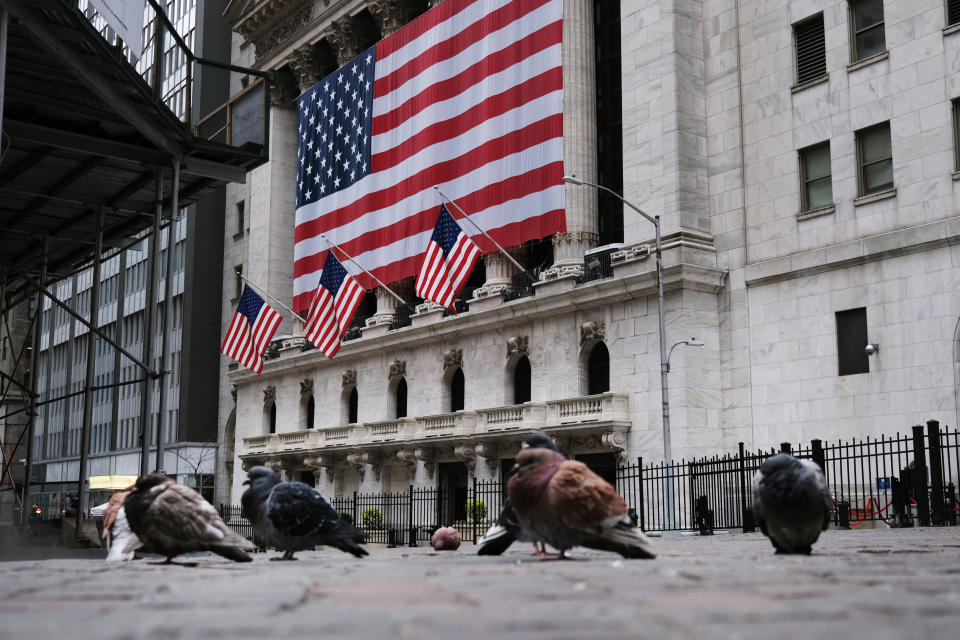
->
<box><xmin>217</xmin><ymin>0</ymin><xmax>960</xmax><ymax>504</ymax></box>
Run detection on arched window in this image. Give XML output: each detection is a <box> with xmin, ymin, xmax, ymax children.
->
<box><xmin>395</xmin><ymin>377</ymin><xmax>407</xmax><ymax>419</ymax></box>
<box><xmin>348</xmin><ymin>387</ymin><xmax>358</xmax><ymax>424</ymax></box>
<box><xmin>267</xmin><ymin>402</ymin><xmax>276</xmax><ymax>434</ymax></box>
<box><xmin>513</xmin><ymin>356</ymin><xmax>531</xmax><ymax>404</ymax></box>
<box><xmin>587</xmin><ymin>342</ymin><xmax>609</xmax><ymax>395</ymax></box>
<box><xmin>450</xmin><ymin>368</ymin><xmax>464</xmax><ymax>412</ymax></box>
<box><xmin>306</xmin><ymin>396</ymin><xmax>315</xmax><ymax>429</ymax></box>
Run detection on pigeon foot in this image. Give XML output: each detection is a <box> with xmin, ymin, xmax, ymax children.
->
<box><xmin>271</xmin><ymin>551</ymin><xmax>298</xmax><ymax>561</ymax></box>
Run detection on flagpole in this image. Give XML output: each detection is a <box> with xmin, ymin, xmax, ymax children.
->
<box><xmin>433</xmin><ymin>186</ymin><xmax>526</xmax><ymax>272</ymax></box>
<box><xmin>320</xmin><ymin>234</ymin><xmax>408</xmax><ymax>306</ymax></box>
<box><xmin>235</xmin><ymin>270</ymin><xmax>303</xmax><ymax>324</ymax></box>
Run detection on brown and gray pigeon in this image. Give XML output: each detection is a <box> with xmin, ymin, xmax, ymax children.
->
<box><xmin>753</xmin><ymin>453</ymin><xmax>832</xmax><ymax>554</ymax></box>
<box><xmin>123</xmin><ymin>474</ymin><xmax>254</xmax><ymax>564</ymax></box>
<box><xmin>507</xmin><ymin>447</ymin><xmax>656</xmax><ymax>559</ymax></box>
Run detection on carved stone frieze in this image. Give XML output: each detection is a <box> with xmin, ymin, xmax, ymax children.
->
<box><xmin>303</xmin><ymin>454</ymin><xmax>336</xmax><ymax>482</ymax></box>
<box><xmin>289</xmin><ymin>44</ymin><xmax>323</xmax><ymax>93</ymax></box>
<box><xmin>345</xmin><ymin>451</ymin><xmax>381</xmax><ymax>482</ymax></box>
<box><xmin>414</xmin><ymin>447</ymin><xmax>435</xmax><ymax>478</ymax></box>
<box><xmin>443</xmin><ymin>348</ymin><xmax>463</xmax><ymax>371</ymax></box>
<box><xmin>395</xmin><ymin>449</ymin><xmax>418</xmax><ymax>475</ymax></box>
<box><xmin>263</xmin><ymin>385</ymin><xmax>276</xmax><ymax>404</ymax></box>
<box><xmin>300</xmin><ymin>378</ymin><xmax>313</xmax><ymax>395</ymax></box>
<box><xmin>506</xmin><ymin>335</ymin><xmax>529</xmax><ymax>357</ymax></box>
<box><xmin>268</xmin><ymin>68</ymin><xmax>298</xmax><ymax>107</ymax></box>
<box><xmin>474</xmin><ymin>443</ymin><xmax>498</xmax><ymax>473</ymax></box>
<box><xmin>580</xmin><ymin>320</ymin><xmax>606</xmax><ymax>345</ymax></box>
<box><xmin>248</xmin><ymin>0</ymin><xmax>314</xmax><ymax>63</ymax></box>
<box><xmin>388</xmin><ymin>360</ymin><xmax>406</xmax><ymax>380</ymax></box>
<box><xmin>552</xmin><ymin>230</ymin><xmax>599</xmax><ymax>247</ymax></box>
<box><xmin>231</xmin><ymin>383</ymin><xmax>238</xmax><ymax>402</ymax></box>
<box><xmin>367</xmin><ymin>0</ymin><xmax>408</xmax><ymax>37</ymax></box>
<box><xmin>342</xmin><ymin>369</ymin><xmax>357</xmax><ymax>388</ymax></box>
<box><xmin>601</xmin><ymin>431</ymin><xmax>628</xmax><ymax>463</ymax></box>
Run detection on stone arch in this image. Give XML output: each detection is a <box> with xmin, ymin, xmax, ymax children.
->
<box><xmin>579</xmin><ymin>341</ymin><xmax>610</xmax><ymax>396</ymax></box>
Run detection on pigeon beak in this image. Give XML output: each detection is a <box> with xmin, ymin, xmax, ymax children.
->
<box><xmin>242</xmin><ymin>479</ymin><xmax>250</xmax><ymax>486</ymax></box>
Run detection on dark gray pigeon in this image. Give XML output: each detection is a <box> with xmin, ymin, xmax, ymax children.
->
<box><xmin>753</xmin><ymin>453</ymin><xmax>832</xmax><ymax>554</ymax></box>
<box><xmin>507</xmin><ymin>447</ymin><xmax>656</xmax><ymax>559</ymax></box>
<box><xmin>123</xmin><ymin>474</ymin><xmax>254</xmax><ymax>564</ymax></box>
<box><xmin>242</xmin><ymin>466</ymin><xmax>368</xmax><ymax>560</ymax></box>
<box><xmin>478</xmin><ymin>432</ymin><xmax>558</xmax><ymax>556</ymax></box>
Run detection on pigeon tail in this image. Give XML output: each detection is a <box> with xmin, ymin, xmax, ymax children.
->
<box><xmin>209</xmin><ymin>544</ymin><xmax>254</xmax><ymax>563</ymax></box>
<box><xmin>579</xmin><ymin>521</ymin><xmax>657</xmax><ymax>560</ymax></box>
<box><xmin>477</xmin><ymin>524</ymin><xmax>516</xmax><ymax>556</ymax></box>
<box><xmin>323</xmin><ymin>520</ymin><xmax>369</xmax><ymax>558</ymax></box>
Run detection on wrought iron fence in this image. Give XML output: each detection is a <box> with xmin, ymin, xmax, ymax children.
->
<box><xmin>221</xmin><ymin>421</ymin><xmax>960</xmax><ymax>546</ymax></box>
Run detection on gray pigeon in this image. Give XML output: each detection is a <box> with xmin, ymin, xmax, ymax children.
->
<box><xmin>753</xmin><ymin>453</ymin><xmax>832</xmax><ymax>554</ymax></box>
<box><xmin>507</xmin><ymin>447</ymin><xmax>656</xmax><ymax>559</ymax></box>
<box><xmin>123</xmin><ymin>474</ymin><xmax>254</xmax><ymax>564</ymax></box>
<box><xmin>478</xmin><ymin>432</ymin><xmax>558</xmax><ymax>556</ymax></box>
<box><xmin>242</xmin><ymin>466</ymin><xmax>368</xmax><ymax>560</ymax></box>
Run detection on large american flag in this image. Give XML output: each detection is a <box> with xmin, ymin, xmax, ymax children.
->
<box><xmin>415</xmin><ymin>205</ymin><xmax>481</xmax><ymax>311</ymax></box>
<box><xmin>303</xmin><ymin>250</ymin><xmax>365</xmax><ymax>358</ymax></box>
<box><xmin>220</xmin><ymin>285</ymin><xmax>283</xmax><ymax>374</ymax></box>
<box><xmin>292</xmin><ymin>0</ymin><xmax>565</xmax><ymax>313</ymax></box>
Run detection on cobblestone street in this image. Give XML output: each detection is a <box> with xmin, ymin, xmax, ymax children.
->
<box><xmin>1</xmin><ymin>527</ymin><xmax>959</xmax><ymax>639</ymax></box>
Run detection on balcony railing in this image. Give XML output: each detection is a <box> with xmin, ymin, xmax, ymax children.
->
<box><xmin>240</xmin><ymin>393</ymin><xmax>629</xmax><ymax>457</ymax></box>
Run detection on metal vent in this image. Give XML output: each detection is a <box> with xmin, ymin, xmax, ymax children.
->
<box><xmin>795</xmin><ymin>14</ymin><xmax>826</xmax><ymax>85</ymax></box>
<box><xmin>950</xmin><ymin>0</ymin><xmax>960</xmax><ymax>27</ymax></box>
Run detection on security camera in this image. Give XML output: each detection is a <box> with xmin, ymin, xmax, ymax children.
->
<box><xmin>864</xmin><ymin>343</ymin><xmax>879</xmax><ymax>356</ymax></box>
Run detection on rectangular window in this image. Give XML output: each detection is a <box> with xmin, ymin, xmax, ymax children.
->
<box><xmin>850</xmin><ymin>0</ymin><xmax>886</xmax><ymax>62</ymax></box>
<box><xmin>799</xmin><ymin>142</ymin><xmax>833</xmax><ymax>211</ymax></box>
<box><xmin>856</xmin><ymin>122</ymin><xmax>893</xmax><ymax>195</ymax></box>
<box><xmin>836</xmin><ymin>308</ymin><xmax>869</xmax><ymax>375</ymax></box>
<box><xmin>949</xmin><ymin>1</ymin><xmax>960</xmax><ymax>28</ymax></box>
<box><xmin>953</xmin><ymin>98</ymin><xmax>960</xmax><ymax>171</ymax></box>
<box><xmin>794</xmin><ymin>14</ymin><xmax>826</xmax><ymax>85</ymax></box>
<box><xmin>234</xmin><ymin>265</ymin><xmax>243</xmax><ymax>299</ymax></box>
<box><xmin>236</xmin><ymin>200</ymin><xmax>245</xmax><ymax>236</ymax></box>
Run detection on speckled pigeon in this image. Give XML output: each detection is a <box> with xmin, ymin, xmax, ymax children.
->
<box><xmin>507</xmin><ymin>447</ymin><xmax>656</xmax><ymax>559</ymax></box>
<box><xmin>242</xmin><ymin>466</ymin><xmax>368</xmax><ymax>560</ymax></box>
<box><xmin>753</xmin><ymin>453</ymin><xmax>832</xmax><ymax>554</ymax></box>
<box><xmin>478</xmin><ymin>432</ymin><xmax>559</xmax><ymax>556</ymax></box>
<box><xmin>123</xmin><ymin>474</ymin><xmax>254</xmax><ymax>564</ymax></box>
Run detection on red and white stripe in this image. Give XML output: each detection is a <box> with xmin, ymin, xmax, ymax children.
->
<box><xmin>293</xmin><ymin>0</ymin><xmax>565</xmax><ymax>313</ymax></box>
<box><xmin>303</xmin><ymin>275</ymin><xmax>365</xmax><ymax>359</ymax></box>
<box><xmin>221</xmin><ymin>306</ymin><xmax>282</xmax><ymax>374</ymax></box>
<box><xmin>415</xmin><ymin>233</ymin><xmax>482</xmax><ymax>311</ymax></box>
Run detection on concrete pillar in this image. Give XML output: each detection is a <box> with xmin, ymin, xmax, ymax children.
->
<box><xmin>555</xmin><ymin>0</ymin><xmax>599</xmax><ymax>269</ymax></box>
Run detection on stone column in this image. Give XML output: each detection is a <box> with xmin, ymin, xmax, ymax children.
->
<box><xmin>324</xmin><ymin>16</ymin><xmax>362</xmax><ymax>66</ymax></box>
<box><xmin>371</xmin><ymin>277</ymin><xmax>413</xmax><ymax>325</ymax></box>
<box><xmin>477</xmin><ymin>248</ymin><xmax>521</xmax><ymax>297</ymax></box>
<box><xmin>554</xmin><ymin>0</ymin><xmax>599</xmax><ymax>270</ymax></box>
<box><xmin>368</xmin><ymin>0</ymin><xmax>409</xmax><ymax>37</ymax></box>
<box><xmin>289</xmin><ymin>44</ymin><xmax>323</xmax><ymax>94</ymax></box>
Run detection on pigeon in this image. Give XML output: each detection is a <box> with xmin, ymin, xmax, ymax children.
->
<box><xmin>478</xmin><ymin>432</ymin><xmax>559</xmax><ymax>556</ymax></box>
<box><xmin>431</xmin><ymin>526</ymin><xmax>461</xmax><ymax>551</ymax></box>
<box><xmin>242</xmin><ymin>466</ymin><xmax>368</xmax><ymax>560</ymax></box>
<box><xmin>102</xmin><ymin>487</ymin><xmax>137</xmax><ymax>561</ymax></box>
<box><xmin>753</xmin><ymin>453</ymin><xmax>832</xmax><ymax>554</ymax></box>
<box><xmin>507</xmin><ymin>447</ymin><xmax>656</xmax><ymax>559</ymax></box>
<box><xmin>123</xmin><ymin>474</ymin><xmax>254</xmax><ymax>564</ymax></box>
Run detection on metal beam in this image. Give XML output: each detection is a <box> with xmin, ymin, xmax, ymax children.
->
<box><xmin>0</xmin><ymin>146</ymin><xmax>56</xmax><ymax>187</ymax></box>
<box><xmin>20</xmin><ymin>237</ymin><xmax>44</xmax><ymax>525</ymax></box>
<box><xmin>181</xmin><ymin>156</ymin><xmax>247</xmax><ymax>184</ymax></box>
<box><xmin>140</xmin><ymin>169</ymin><xmax>163</xmax><ymax>476</ymax></box>
<box><xmin>3</xmin><ymin>120</ymin><xmax>172</xmax><ymax>166</ymax></box>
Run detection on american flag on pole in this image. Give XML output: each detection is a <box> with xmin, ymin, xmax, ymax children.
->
<box><xmin>220</xmin><ymin>285</ymin><xmax>283</xmax><ymax>374</ymax></box>
<box><xmin>303</xmin><ymin>250</ymin><xmax>366</xmax><ymax>358</ymax></box>
<box><xmin>415</xmin><ymin>205</ymin><xmax>482</xmax><ymax>312</ymax></box>
<box><xmin>292</xmin><ymin>0</ymin><xmax>565</xmax><ymax>313</ymax></box>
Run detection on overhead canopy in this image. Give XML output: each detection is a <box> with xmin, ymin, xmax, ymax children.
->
<box><xmin>0</xmin><ymin>0</ymin><xmax>268</xmax><ymax>299</ymax></box>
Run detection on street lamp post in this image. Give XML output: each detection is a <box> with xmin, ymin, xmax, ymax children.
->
<box><xmin>562</xmin><ymin>175</ymin><xmax>703</xmax><ymax>531</ymax></box>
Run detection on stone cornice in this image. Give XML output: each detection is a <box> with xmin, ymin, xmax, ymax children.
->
<box><xmin>229</xmin><ymin>249</ymin><xmax>727</xmax><ymax>383</ymax></box>
<box><xmin>745</xmin><ymin>215</ymin><xmax>960</xmax><ymax>287</ymax></box>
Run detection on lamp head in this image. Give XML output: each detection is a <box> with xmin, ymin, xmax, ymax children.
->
<box><xmin>686</xmin><ymin>338</ymin><xmax>704</xmax><ymax>347</ymax></box>
<box><xmin>562</xmin><ymin>175</ymin><xmax>584</xmax><ymax>185</ymax></box>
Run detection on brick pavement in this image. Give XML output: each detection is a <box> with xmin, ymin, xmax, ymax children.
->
<box><xmin>1</xmin><ymin>527</ymin><xmax>959</xmax><ymax>640</ymax></box>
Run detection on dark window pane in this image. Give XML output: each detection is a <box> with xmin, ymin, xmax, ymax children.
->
<box><xmin>306</xmin><ymin>396</ymin><xmax>314</xmax><ymax>429</ymax></box>
<box><xmin>853</xmin><ymin>0</ymin><xmax>884</xmax><ymax>30</ymax></box>
<box><xmin>804</xmin><ymin>144</ymin><xmax>832</xmax><ymax>180</ymax></box>
<box><xmin>836</xmin><ymin>308</ymin><xmax>869</xmax><ymax>376</ymax></box>
<box><xmin>855</xmin><ymin>25</ymin><xmax>886</xmax><ymax>59</ymax></box>
<box><xmin>513</xmin><ymin>356</ymin><xmax>531</xmax><ymax>404</ymax></box>
<box><xmin>348</xmin><ymin>387</ymin><xmax>358</xmax><ymax>424</ymax></box>
<box><xmin>587</xmin><ymin>343</ymin><xmax>610</xmax><ymax>395</ymax></box>
<box><xmin>450</xmin><ymin>368</ymin><xmax>464</xmax><ymax>412</ymax></box>
<box><xmin>863</xmin><ymin>159</ymin><xmax>893</xmax><ymax>192</ymax></box>
<box><xmin>807</xmin><ymin>177</ymin><xmax>833</xmax><ymax>209</ymax></box>
<box><xmin>395</xmin><ymin>378</ymin><xmax>407</xmax><ymax>419</ymax></box>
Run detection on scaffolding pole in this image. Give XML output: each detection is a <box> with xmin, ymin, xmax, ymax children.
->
<box><xmin>139</xmin><ymin>170</ymin><xmax>163</xmax><ymax>476</ymax></box>
<box><xmin>155</xmin><ymin>160</ymin><xmax>179</xmax><ymax>473</ymax></box>
<box><xmin>20</xmin><ymin>237</ymin><xmax>46</xmax><ymax>525</ymax></box>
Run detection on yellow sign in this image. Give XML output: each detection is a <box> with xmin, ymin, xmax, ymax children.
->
<box><xmin>88</xmin><ymin>475</ymin><xmax>139</xmax><ymax>490</ymax></box>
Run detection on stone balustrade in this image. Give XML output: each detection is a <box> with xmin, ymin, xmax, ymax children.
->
<box><xmin>240</xmin><ymin>392</ymin><xmax>629</xmax><ymax>458</ymax></box>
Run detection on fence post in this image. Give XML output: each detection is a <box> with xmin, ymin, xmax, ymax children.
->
<box><xmin>911</xmin><ymin>424</ymin><xmax>930</xmax><ymax>527</ymax></box>
<box><xmin>738</xmin><ymin>442</ymin><xmax>754</xmax><ymax>533</ymax></box>
<box><xmin>811</xmin><ymin>439</ymin><xmax>825</xmax><ymax>473</ymax></box>
<box><xmin>408</xmin><ymin>484</ymin><xmax>416</xmax><ymax>547</ymax></box>
<box><xmin>637</xmin><ymin>457</ymin><xmax>645</xmax><ymax>532</ymax></box>
<box><xmin>471</xmin><ymin>476</ymin><xmax>477</xmax><ymax>543</ymax></box>
<box><xmin>352</xmin><ymin>490</ymin><xmax>358</xmax><ymax>529</ymax></box>
<box><xmin>927</xmin><ymin>419</ymin><xmax>945</xmax><ymax>526</ymax></box>
<box><xmin>780</xmin><ymin>442</ymin><xmax>791</xmax><ymax>454</ymax></box>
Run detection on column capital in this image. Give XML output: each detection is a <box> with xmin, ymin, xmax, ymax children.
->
<box><xmin>324</xmin><ymin>16</ymin><xmax>362</xmax><ymax>67</ymax></box>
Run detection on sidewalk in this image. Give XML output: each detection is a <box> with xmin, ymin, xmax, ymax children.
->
<box><xmin>1</xmin><ymin>527</ymin><xmax>958</xmax><ymax>639</ymax></box>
